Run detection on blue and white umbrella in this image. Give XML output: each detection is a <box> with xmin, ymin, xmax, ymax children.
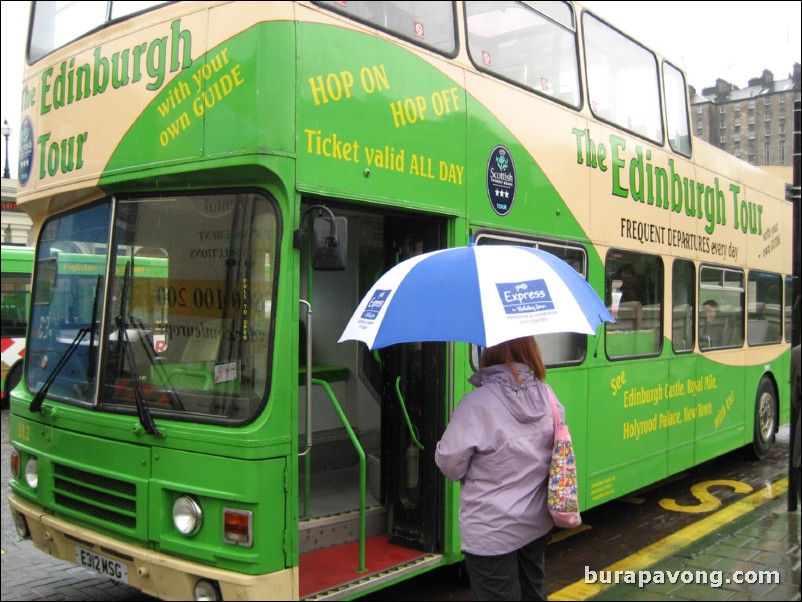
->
<box><xmin>339</xmin><ymin>244</ymin><xmax>614</xmax><ymax>350</ymax></box>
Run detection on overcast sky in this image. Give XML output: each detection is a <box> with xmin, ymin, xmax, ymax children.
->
<box><xmin>1</xmin><ymin>1</ymin><xmax>800</xmax><ymax>180</ymax></box>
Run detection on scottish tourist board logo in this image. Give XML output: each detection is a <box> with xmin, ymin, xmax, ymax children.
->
<box><xmin>496</xmin><ymin>279</ymin><xmax>554</xmax><ymax>315</ymax></box>
<box><xmin>361</xmin><ymin>289</ymin><xmax>391</xmax><ymax>320</ymax></box>
<box><xmin>19</xmin><ymin>116</ymin><xmax>34</xmax><ymax>187</ymax></box>
<box><xmin>486</xmin><ymin>145</ymin><xmax>516</xmax><ymax>216</ymax></box>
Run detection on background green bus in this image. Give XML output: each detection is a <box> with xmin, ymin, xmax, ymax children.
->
<box><xmin>9</xmin><ymin>2</ymin><xmax>794</xmax><ymax>601</ymax></box>
<box><xmin>1</xmin><ymin>245</ymin><xmax>34</xmax><ymax>408</ymax></box>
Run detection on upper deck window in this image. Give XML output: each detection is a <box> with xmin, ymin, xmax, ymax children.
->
<box><xmin>29</xmin><ymin>1</ymin><xmax>168</xmax><ymax>62</ymax></box>
<box><xmin>583</xmin><ymin>12</ymin><xmax>663</xmax><ymax>144</ymax></box>
<box><xmin>664</xmin><ymin>62</ymin><xmax>692</xmax><ymax>156</ymax></box>
<box><xmin>314</xmin><ymin>1</ymin><xmax>457</xmax><ymax>55</ymax></box>
<box><xmin>465</xmin><ymin>1</ymin><xmax>580</xmax><ymax>107</ymax></box>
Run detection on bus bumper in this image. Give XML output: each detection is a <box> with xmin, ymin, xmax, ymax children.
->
<box><xmin>8</xmin><ymin>494</ymin><xmax>298</xmax><ymax>601</ymax></box>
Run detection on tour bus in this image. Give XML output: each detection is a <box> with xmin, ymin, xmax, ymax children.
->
<box><xmin>8</xmin><ymin>2</ymin><xmax>794</xmax><ymax>600</ymax></box>
<box><xmin>1</xmin><ymin>245</ymin><xmax>34</xmax><ymax>408</ymax></box>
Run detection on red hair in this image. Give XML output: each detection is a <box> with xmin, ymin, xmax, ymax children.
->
<box><xmin>480</xmin><ymin>336</ymin><xmax>546</xmax><ymax>382</ymax></box>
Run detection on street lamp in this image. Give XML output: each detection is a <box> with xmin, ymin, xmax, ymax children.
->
<box><xmin>2</xmin><ymin>119</ymin><xmax>11</xmax><ymax>179</ymax></box>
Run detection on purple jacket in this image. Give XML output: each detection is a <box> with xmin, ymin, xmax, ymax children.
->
<box><xmin>435</xmin><ymin>363</ymin><xmax>563</xmax><ymax>555</ymax></box>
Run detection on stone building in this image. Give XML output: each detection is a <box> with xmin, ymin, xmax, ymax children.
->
<box><xmin>690</xmin><ymin>63</ymin><xmax>801</xmax><ymax>170</ymax></box>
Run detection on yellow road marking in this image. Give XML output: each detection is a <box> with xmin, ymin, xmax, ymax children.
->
<box><xmin>550</xmin><ymin>477</ymin><xmax>788</xmax><ymax>601</ymax></box>
<box><xmin>659</xmin><ymin>479</ymin><xmax>753</xmax><ymax>513</ymax></box>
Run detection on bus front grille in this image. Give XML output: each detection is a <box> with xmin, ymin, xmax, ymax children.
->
<box><xmin>53</xmin><ymin>464</ymin><xmax>137</xmax><ymax>529</ymax></box>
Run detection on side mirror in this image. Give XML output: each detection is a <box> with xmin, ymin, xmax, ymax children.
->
<box><xmin>311</xmin><ymin>216</ymin><xmax>347</xmax><ymax>271</ymax></box>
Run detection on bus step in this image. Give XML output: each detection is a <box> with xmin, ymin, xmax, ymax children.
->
<box><xmin>301</xmin><ymin>549</ymin><xmax>443</xmax><ymax>600</ymax></box>
<box><xmin>299</xmin><ymin>505</ymin><xmax>387</xmax><ymax>553</ymax></box>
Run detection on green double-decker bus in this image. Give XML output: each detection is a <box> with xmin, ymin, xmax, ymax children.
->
<box><xmin>8</xmin><ymin>2</ymin><xmax>794</xmax><ymax>600</ymax></box>
<box><xmin>1</xmin><ymin>245</ymin><xmax>34</xmax><ymax>408</ymax></box>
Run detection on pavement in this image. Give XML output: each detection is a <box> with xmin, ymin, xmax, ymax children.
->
<box><xmin>578</xmin><ymin>484</ymin><xmax>801</xmax><ymax>601</ymax></box>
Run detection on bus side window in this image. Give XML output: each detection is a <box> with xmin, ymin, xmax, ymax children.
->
<box><xmin>672</xmin><ymin>259</ymin><xmax>695</xmax><ymax>353</ymax></box>
<box><xmin>672</xmin><ymin>304</ymin><xmax>692</xmax><ymax>352</ymax></box>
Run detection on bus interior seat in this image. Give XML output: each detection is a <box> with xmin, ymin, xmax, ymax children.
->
<box><xmin>748</xmin><ymin>320</ymin><xmax>769</xmax><ymax>342</ymax></box>
<box><xmin>672</xmin><ymin>304</ymin><xmax>692</xmax><ymax>349</ymax></box>
<box><xmin>640</xmin><ymin>305</ymin><xmax>660</xmax><ymax>331</ymax></box>
<box><xmin>702</xmin><ymin>319</ymin><xmax>730</xmax><ymax>348</ymax></box>
<box><xmin>616</xmin><ymin>301</ymin><xmax>642</xmax><ymax>331</ymax></box>
<box><xmin>181</xmin><ymin>319</ymin><xmax>224</xmax><ymax>363</ymax></box>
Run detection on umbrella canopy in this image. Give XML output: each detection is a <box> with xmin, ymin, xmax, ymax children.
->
<box><xmin>338</xmin><ymin>244</ymin><xmax>614</xmax><ymax>350</ymax></box>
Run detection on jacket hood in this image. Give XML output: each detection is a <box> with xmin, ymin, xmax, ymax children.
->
<box><xmin>468</xmin><ymin>363</ymin><xmax>549</xmax><ymax>424</ymax></box>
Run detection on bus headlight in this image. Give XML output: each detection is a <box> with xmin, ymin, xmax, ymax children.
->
<box><xmin>172</xmin><ymin>495</ymin><xmax>202</xmax><ymax>536</ymax></box>
<box><xmin>193</xmin><ymin>578</ymin><xmax>221</xmax><ymax>601</ymax></box>
<box><xmin>24</xmin><ymin>457</ymin><xmax>39</xmax><ymax>489</ymax></box>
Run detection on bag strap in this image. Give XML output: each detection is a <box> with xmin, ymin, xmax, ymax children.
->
<box><xmin>547</xmin><ymin>386</ymin><xmax>562</xmax><ymax>430</ymax></box>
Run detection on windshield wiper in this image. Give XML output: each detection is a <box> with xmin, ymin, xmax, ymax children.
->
<box><xmin>29</xmin><ymin>327</ymin><xmax>92</xmax><ymax>413</ymax></box>
<box><xmin>116</xmin><ymin>261</ymin><xmax>163</xmax><ymax>437</ymax></box>
<box><xmin>30</xmin><ymin>276</ymin><xmax>102</xmax><ymax>413</ymax></box>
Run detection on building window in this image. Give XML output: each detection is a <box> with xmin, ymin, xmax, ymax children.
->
<box><xmin>696</xmin><ymin>106</ymin><xmax>703</xmax><ymax>114</ymax></box>
<box><xmin>779</xmin><ymin>143</ymin><xmax>786</xmax><ymax>165</ymax></box>
<box><xmin>764</xmin><ymin>141</ymin><xmax>770</xmax><ymax>164</ymax></box>
<box><xmin>719</xmin><ymin>106</ymin><xmax>726</xmax><ymax>114</ymax></box>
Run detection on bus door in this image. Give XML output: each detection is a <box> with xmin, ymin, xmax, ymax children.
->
<box><xmin>379</xmin><ymin>216</ymin><xmax>446</xmax><ymax>552</ymax></box>
<box><xmin>296</xmin><ymin>203</ymin><xmax>445</xmax><ymax>576</ymax></box>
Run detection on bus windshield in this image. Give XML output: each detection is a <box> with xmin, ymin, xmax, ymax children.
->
<box><xmin>26</xmin><ymin>193</ymin><xmax>278</xmax><ymax>424</ymax></box>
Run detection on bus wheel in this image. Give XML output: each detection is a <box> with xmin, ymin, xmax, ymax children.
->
<box><xmin>3</xmin><ymin>361</ymin><xmax>23</xmax><ymax>409</ymax></box>
<box><xmin>750</xmin><ymin>379</ymin><xmax>777</xmax><ymax>460</ymax></box>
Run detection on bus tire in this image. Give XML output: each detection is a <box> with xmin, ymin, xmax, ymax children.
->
<box><xmin>3</xmin><ymin>361</ymin><xmax>23</xmax><ymax>409</ymax></box>
<box><xmin>750</xmin><ymin>378</ymin><xmax>777</xmax><ymax>460</ymax></box>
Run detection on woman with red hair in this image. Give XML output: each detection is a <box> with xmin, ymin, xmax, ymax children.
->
<box><xmin>436</xmin><ymin>336</ymin><xmax>563</xmax><ymax>601</ymax></box>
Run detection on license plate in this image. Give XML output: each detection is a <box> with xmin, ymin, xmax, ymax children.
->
<box><xmin>75</xmin><ymin>546</ymin><xmax>129</xmax><ymax>584</ymax></box>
